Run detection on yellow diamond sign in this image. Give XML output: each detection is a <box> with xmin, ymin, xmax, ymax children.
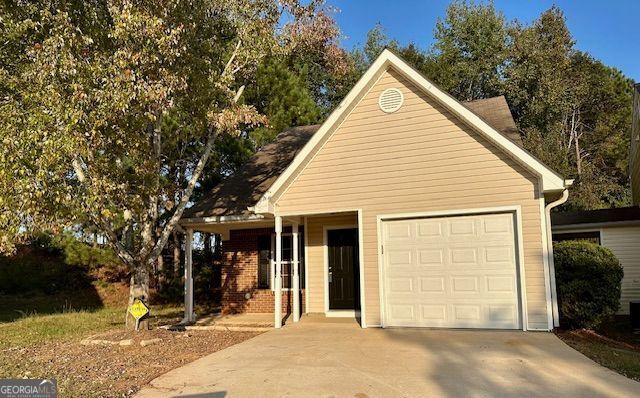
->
<box><xmin>128</xmin><ymin>299</ymin><xmax>149</xmax><ymax>320</ymax></box>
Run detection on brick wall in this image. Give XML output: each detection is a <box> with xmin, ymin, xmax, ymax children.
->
<box><xmin>221</xmin><ymin>227</ymin><xmax>305</xmax><ymax>314</ymax></box>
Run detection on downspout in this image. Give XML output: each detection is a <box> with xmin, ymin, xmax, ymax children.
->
<box><xmin>545</xmin><ymin>188</ymin><xmax>570</xmax><ymax>328</ymax></box>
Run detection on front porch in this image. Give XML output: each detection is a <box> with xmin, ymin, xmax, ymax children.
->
<box><xmin>181</xmin><ymin>211</ymin><xmax>364</xmax><ymax>329</ymax></box>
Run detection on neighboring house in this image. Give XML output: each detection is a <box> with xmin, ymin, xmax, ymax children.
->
<box><xmin>181</xmin><ymin>49</ymin><xmax>572</xmax><ymax>331</ymax></box>
<box><xmin>552</xmin><ymin>208</ymin><xmax>640</xmax><ymax>314</ymax></box>
<box><xmin>551</xmin><ymin>83</ymin><xmax>640</xmax><ymax>315</ymax></box>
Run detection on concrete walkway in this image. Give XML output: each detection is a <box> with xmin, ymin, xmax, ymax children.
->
<box><xmin>137</xmin><ymin>320</ymin><xmax>640</xmax><ymax>398</ymax></box>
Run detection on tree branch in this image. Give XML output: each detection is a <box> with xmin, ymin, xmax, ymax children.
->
<box><xmin>147</xmin><ymin>131</ymin><xmax>217</xmax><ymax>261</ymax></box>
<box><xmin>72</xmin><ymin>155</ymin><xmax>135</xmax><ymax>266</ymax></box>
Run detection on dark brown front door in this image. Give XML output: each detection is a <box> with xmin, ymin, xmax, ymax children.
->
<box><xmin>328</xmin><ymin>228</ymin><xmax>359</xmax><ymax>310</ymax></box>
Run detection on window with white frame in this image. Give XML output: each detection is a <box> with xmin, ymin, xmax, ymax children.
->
<box><xmin>256</xmin><ymin>232</ymin><xmax>304</xmax><ymax>290</ymax></box>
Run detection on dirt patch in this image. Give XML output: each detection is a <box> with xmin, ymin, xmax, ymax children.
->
<box><xmin>2</xmin><ymin>328</ymin><xmax>261</xmax><ymax>397</ymax></box>
<box><xmin>556</xmin><ymin>327</ymin><xmax>640</xmax><ymax>382</ymax></box>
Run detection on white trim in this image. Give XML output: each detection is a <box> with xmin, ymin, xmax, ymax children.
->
<box><xmin>326</xmin><ymin>310</ymin><xmax>359</xmax><ymax>318</ymax></box>
<box><xmin>182</xmin><ymin>228</ymin><xmax>195</xmax><ymax>324</ymax></box>
<box><xmin>292</xmin><ymin>222</ymin><xmax>300</xmax><ymax>322</ymax></box>
<box><xmin>357</xmin><ymin>209</ymin><xmax>367</xmax><ymax>328</ymax></box>
<box><xmin>376</xmin><ymin>206</ymin><xmax>529</xmax><ymax>331</ymax></box>
<box><xmin>544</xmin><ymin>189</ymin><xmax>569</xmax><ymax>328</ymax></box>
<box><xmin>323</xmin><ymin>224</ymin><xmax>359</xmax><ymax>315</ymax></box>
<box><xmin>274</xmin><ymin>216</ymin><xmax>282</xmax><ymax>329</ymax></box>
<box><xmin>254</xmin><ymin>49</ymin><xmax>567</xmax><ymax>214</ymax></box>
<box><xmin>376</xmin><ymin>214</ymin><xmax>386</xmax><ymax>328</ymax></box>
<box><xmin>513</xmin><ymin>207</ymin><xmax>529</xmax><ymax>331</ymax></box>
<box><xmin>304</xmin><ymin>216</ymin><xmax>309</xmax><ymax>314</ymax></box>
<box><xmin>539</xmin><ymin>182</ymin><xmax>554</xmax><ymax>330</ymax></box>
<box><xmin>181</xmin><ymin>214</ymin><xmax>267</xmax><ymax>225</ymax></box>
<box><xmin>268</xmin><ymin>232</ymin><xmax>305</xmax><ymax>292</ymax></box>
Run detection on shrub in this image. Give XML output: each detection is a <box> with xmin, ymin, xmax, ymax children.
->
<box><xmin>554</xmin><ymin>240</ymin><xmax>623</xmax><ymax>329</ymax></box>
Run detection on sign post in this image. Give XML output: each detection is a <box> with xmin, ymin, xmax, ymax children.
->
<box><xmin>128</xmin><ymin>299</ymin><xmax>150</xmax><ymax>331</ymax></box>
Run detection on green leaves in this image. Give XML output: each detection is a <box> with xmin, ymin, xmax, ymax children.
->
<box><xmin>0</xmin><ymin>0</ymin><xmax>344</xmax><ymax>261</ymax></box>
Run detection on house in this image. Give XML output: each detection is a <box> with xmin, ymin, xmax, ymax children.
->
<box><xmin>551</xmin><ymin>83</ymin><xmax>640</xmax><ymax>315</ymax></box>
<box><xmin>180</xmin><ymin>49</ymin><xmax>572</xmax><ymax>331</ymax></box>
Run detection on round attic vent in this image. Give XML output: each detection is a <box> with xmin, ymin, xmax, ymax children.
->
<box><xmin>378</xmin><ymin>88</ymin><xmax>404</xmax><ymax>113</ymax></box>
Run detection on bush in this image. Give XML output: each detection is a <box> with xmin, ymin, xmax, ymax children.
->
<box><xmin>554</xmin><ymin>240</ymin><xmax>623</xmax><ymax>329</ymax></box>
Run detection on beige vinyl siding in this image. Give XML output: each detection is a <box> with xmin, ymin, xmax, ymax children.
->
<box><xmin>601</xmin><ymin>226</ymin><xmax>640</xmax><ymax>314</ymax></box>
<box><xmin>275</xmin><ymin>67</ymin><xmax>549</xmax><ymax>329</ymax></box>
<box><xmin>305</xmin><ymin>213</ymin><xmax>358</xmax><ymax>313</ymax></box>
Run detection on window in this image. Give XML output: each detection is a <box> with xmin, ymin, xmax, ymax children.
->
<box><xmin>256</xmin><ymin>232</ymin><xmax>305</xmax><ymax>290</ymax></box>
<box><xmin>257</xmin><ymin>236</ymin><xmax>271</xmax><ymax>289</ymax></box>
<box><xmin>553</xmin><ymin>231</ymin><xmax>601</xmax><ymax>245</ymax></box>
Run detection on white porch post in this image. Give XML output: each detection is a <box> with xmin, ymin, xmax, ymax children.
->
<box><xmin>274</xmin><ymin>216</ymin><xmax>283</xmax><ymax>328</ymax></box>
<box><xmin>183</xmin><ymin>228</ymin><xmax>195</xmax><ymax>323</ymax></box>
<box><xmin>292</xmin><ymin>222</ymin><xmax>300</xmax><ymax>322</ymax></box>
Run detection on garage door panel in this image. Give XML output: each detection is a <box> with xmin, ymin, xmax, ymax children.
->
<box><xmin>451</xmin><ymin>276</ymin><xmax>479</xmax><ymax>293</ymax></box>
<box><xmin>417</xmin><ymin>221</ymin><xmax>443</xmax><ymax>237</ymax></box>
<box><xmin>450</xmin><ymin>248</ymin><xmax>478</xmax><ymax>265</ymax></box>
<box><xmin>387</xmin><ymin>250</ymin><xmax>413</xmax><ymax>267</ymax></box>
<box><xmin>418</xmin><ymin>249</ymin><xmax>444</xmax><ymax>266</ymax></box>
<box><xmin>382</xmin><ymin>213</ymin><xmax>520</xmax><ymax>329</ymax></box>
<box><xmin>420</xmin><ymin>277</ymin><xmax>446</xmax><ymax>293</ymax></box>
<box><xmin>389</xmin><ymin>277</ymin><xmax>413</xmax><ymax>293</ymax></box>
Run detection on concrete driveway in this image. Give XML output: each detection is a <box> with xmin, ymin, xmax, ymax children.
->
<box><xmin>137</xmin><ymin>319</ymin><xmax>640</xmax><ymax>397</ymax></box>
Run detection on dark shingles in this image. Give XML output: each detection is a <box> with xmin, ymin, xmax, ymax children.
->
<box><xmin>463</xmin><ymin>96</ymin><xmax>523</xmax><ymax>148</ymax></box>
<box><xmin>182</xmin><ymin>125</ymin><xmax>319</xmax><ymax>218</ymax></box>
<box><xmin>552</xmin><ymin>207</ymin><xmax>640</xmax><ymax>226</ymax></box>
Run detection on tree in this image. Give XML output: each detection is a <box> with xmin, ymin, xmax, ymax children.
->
<box><xmin>503</xmin><ymin>7</ymin><xmax>633</xmax><ymax>209</ymax></box>
<box><xmin>0</xmin><ymin>0</ymin><xmax>343</xmax><ymax>314</ymax></box>
<box><xmin>430</xmin><ymin>0</ymin><xmax>508</xmax><ymax>100</ymax></box>
<box><xmin>245</xmin><ymin>58</ymin><xmax>321</xmax><ymax>148</ymax></box>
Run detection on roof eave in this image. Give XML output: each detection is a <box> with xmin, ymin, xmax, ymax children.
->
<box><xmin>180</xmin><ymin>213</ymin><xmax>269</xmax><ymax>226</ymax></box>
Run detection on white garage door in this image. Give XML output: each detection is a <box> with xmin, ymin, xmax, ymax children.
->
<box><xmin>381</xmin><ymin>213</ymin><xmax>521</xmax><ymax>329</ymax></box>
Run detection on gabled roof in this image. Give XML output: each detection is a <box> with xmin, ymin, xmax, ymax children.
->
<box><xmin>252</xmin><ymin>49</ymin><xmax>568</xmax><ymax>214</ymax></box>
<box><xmin>183</xmin><ymin>125</ymin><xmax>319</xmax><ymax>219</ymax></box>
<box><xmin>184</xmin><ymin>96</ymin><xmax>523</xmax><ymax>220</ymax></box>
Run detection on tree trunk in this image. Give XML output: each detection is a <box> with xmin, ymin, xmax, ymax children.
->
<box><xmin>126</xmin><ymin>264</ymin><xmax>151</xmax><ymax>330</ymax></box>
<box><xmin>157</xmin><ymin>254</ymin><xmax>165</xmax><ymax>292</ymax></box>
<box><xmin>173</xmin><ymin>231</ymin><xmax>181</xmax><ymax>277</ymax></box>
<box><xmin>575</xmin><ymin>132</ymin><xmax>582</xmax><ymax>177</ymax></box>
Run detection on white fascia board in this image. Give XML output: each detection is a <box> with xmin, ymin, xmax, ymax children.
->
<box><xmin>180</xmin><ymin>213</ymin><xmax>268</xmax><ymax>226</ymax></box>
<box><xmin>254</xmin><ymin>49</ymin><xmax>568</xmax><ymax>215</ymax></box>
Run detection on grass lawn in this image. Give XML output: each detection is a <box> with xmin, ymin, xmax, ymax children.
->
<box><xmin>556</xmin><ymin>317</ymin><xmax>640</xmax><ymax>382</ymax></box>
<box><xmin>0</xmin><ymin>286</ymin><xmax>260</xmax><ymax>397</ymax></box>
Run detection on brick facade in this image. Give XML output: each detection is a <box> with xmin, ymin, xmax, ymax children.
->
<box><xmin>221</xmin><ymin>227</ymin><xmax>305</xmax><ymax>314</ymax></box>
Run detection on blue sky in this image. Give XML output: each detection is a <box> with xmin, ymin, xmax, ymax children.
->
<box><xmin>330</xmin><ymin>1</ymin><xmax>639</xmax><ymax>81</ymax></box>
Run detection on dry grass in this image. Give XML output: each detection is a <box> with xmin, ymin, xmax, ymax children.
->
<box><xmin>556</xmin><ymin>318</ymin><xmax>640</xmax><ymax>382</ymax></box>
<box><xmin>0</xmin><ymin>286</ymin><xmax>260</xmax><ymax>397</ymax></box>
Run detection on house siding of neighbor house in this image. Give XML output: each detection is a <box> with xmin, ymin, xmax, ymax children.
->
<box><xmin>552</xmin><ymin>207</ymin><xmax>640</xmax><ymax>315</ymax></box>
<box><xmin>272</xmin><ymin>68</ymin><xmax>550</xmax><ymax>330</ymax></box>
<box><xmin>602</xmin><ymin>227</ymin><xmax>640</xmax><ymax>314</ymax></box>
